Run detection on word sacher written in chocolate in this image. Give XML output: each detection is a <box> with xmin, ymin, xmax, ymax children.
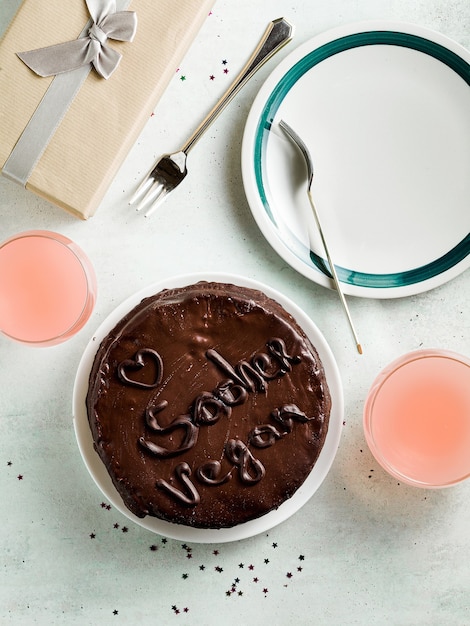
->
<box><xmin>117</xmin><ymin>338</ymin><xmax>318</xmax><ymax>506</ymax></box>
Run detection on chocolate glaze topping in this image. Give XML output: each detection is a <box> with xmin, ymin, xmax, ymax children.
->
<box><xmin>86</xmin><ymin>282</ymin><xmax>331</xmax><ymax>529</ymax></box>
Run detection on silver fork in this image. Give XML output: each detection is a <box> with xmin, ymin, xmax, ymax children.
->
<box><xmin>279</xmin><ymin>119</ymin><xmax>363</xmax><ymax>354</ymax></box>
<box><xmin>130</xmin><ymin>17</ymin><xmax>293</xmax><ymax>217</ymax></box>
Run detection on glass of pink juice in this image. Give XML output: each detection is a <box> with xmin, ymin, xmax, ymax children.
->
<box><xmin>364</xmin><ymin>349</ymin><xmax>470</xmax><ymax>488</ymax></box>
<box><xmin>0</xmin><ymin>230</ymin><xmax>96</xmax><ymax>346</ymax></box>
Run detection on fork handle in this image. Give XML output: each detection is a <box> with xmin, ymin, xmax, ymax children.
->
<box><xmin>181</xmin><ymin>17</ymin><xmax>294</xmax><ymax>155</ymax></box>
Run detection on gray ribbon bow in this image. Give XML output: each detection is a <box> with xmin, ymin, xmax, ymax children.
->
<box><xmin>17</xmin><ymin>0</ymin><xmax>137</xmax><ymax>80</ymax></box>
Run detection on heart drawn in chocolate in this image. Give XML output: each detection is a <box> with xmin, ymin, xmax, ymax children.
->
<box><xmin>117</xmin><ymin>348</ymin><xmax>163</xmax><ymax>389</ymax></box>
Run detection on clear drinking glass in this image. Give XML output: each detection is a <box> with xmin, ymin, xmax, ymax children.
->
<box><xmin>364</xmin><ymin>349</ymin><xmax>470</xmax><ymax>488</ymax></box>
<box><xmin>0</xmin><ymin>230</ymin><xmax>97</xmax><ymax>346</ymax></box>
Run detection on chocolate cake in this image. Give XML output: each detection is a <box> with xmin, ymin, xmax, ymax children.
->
<box><xmin>86</xmin><ymin>281</ymin><xmax>331</xmax><ymax>528</ymax></box>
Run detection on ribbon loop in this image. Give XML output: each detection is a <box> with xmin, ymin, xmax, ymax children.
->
<box><xmin>16</xmin><ymin>0</ymin><xmax>137</xmax><ymax>79</ymax></box>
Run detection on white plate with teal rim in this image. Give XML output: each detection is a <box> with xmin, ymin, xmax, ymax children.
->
<box><xmin>242</xmin><ymin>22</ymin><xmax>470</xmax><ymax>298</ymax></box>
<box><xmin>73</xmin><ymin>273</ymin><xmax>343</xmax><ymax>543</ymax></box>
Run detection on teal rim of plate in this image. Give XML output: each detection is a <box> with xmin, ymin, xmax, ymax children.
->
<box><xmin>253</xmin><ymin>30</ymin><xmax>470</xmax><ymax>289</ymax></box>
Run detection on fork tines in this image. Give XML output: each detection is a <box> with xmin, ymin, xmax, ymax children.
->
<box><xmin>129</xmin><ymin>151</ymin><xmax>188</xmax><ymax>217</ymax></box>
<box><xmin>129</xmin><ymin>177</ymin><xmax>167</xmax><ymax>218</ymax></box>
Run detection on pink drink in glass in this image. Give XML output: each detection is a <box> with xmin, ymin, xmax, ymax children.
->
<box><xmin>0</xmin><ymin>231</ymin><xmax>96</xmax><ymax>346</ymax></box>
<box><xmin>364</xmin><ymin>349</ymin><xmax>470</xmax><ymax>487</ymax></box>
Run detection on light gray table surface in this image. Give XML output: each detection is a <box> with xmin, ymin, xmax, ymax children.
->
<box><xmin>1</xmin><ymin>0</ymin><xmax>469</xmax><ymax>624</ymax></box>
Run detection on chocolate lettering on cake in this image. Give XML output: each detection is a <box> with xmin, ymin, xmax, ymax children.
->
<box><xmin>139</xmin><ymin>400</ymin><xmax>199</xmax><ymax>458</ymax></box>
<box><xmin>249</xmin><ymin>405</ymin><xmax>310</xmax><ymax>448</ymax></box>
<box><xmin>117</xmin><ymin>338</ymin><xmax>314</xmax><ymax>508</ymax></box>
<box><xmin>196</xmin><ymin>460</ymin><xmax>232</xmax><ymax>486</ymax></box>
<box><xmin>206</xmin><ymin>337</ymin><xmax>301</xmax><ymax>392</ymax></box>
<box><xmin>225</xmin><ymin>439</ymin><xmax>266</xmax><ymax>483</ymax></box>
<box><xmin>156</xmin><ymin>463</ymin><xmax>200</xmax><ymax>506</ymax></box>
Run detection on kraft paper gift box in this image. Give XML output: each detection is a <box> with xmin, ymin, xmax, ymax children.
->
<box><xmin>0</xmin><ymin>0</ymin><xmax>213</xmax><ymax>219</ymax></box>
